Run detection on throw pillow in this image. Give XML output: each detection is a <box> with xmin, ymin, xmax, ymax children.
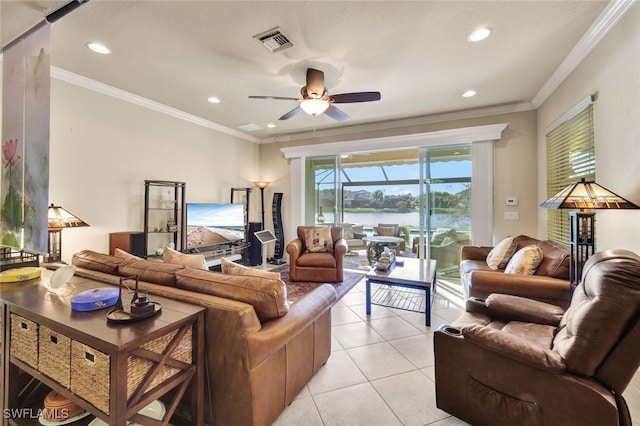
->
<box><xmin>486</xmin><ymin>236</ymin><xmax>517</xmax><ymax>270</ymax></box>
<box><xmin>342</xmin><ymin>225</ymin><xmax>355</xmax><ymax>240</ymax></box>
<box><xmin>505</xmin><ymin>245</ymin><xmax>544</xmax><ymax>275</ymax></box>
<box><xmin>114</xmin><ymin>248</ymin><xmax>141</xmax><ymax>260</ymax></box>
<box><xmin>303</xmin><ymin>227</ymin><xmax>334</xmax><ymax>253</ymax></box>
<box><xmin>220</xmin><ymin>257</ymin><xmax>281</xmax><ymax>280</ymax></box>
<box><xmin>163</xmin><ymin>246</ymin><xmax>208</xmax><ymax>270</ymax></box>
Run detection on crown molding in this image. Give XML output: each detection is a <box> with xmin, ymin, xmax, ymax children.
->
<box><xmin>531</xmin><ymin>0</ymin><xmax>636</xmax><ymax>108</ymax></box>
<box><xmin>50</xmin><ymin>67</ymin><xmax>261</xmax><ymax>144</ymax></box>
<box><xmin>262</xmin><ymin>102</ymin><xmax>532</xmax><ymax>145</ymax></box>
<box><xmin>280</xmin><ymin>123</ymin><xmax>509</xmax><ymax>159</ymax></box>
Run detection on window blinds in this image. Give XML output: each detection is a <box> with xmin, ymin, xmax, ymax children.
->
<box><xmin>545</xmin><ymin>103</ymin><xmax>595</xmax><ymax>244</ymax></box>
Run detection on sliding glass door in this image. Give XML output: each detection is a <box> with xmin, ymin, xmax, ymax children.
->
<box><xmin>304</xmin><ymin>156</ymin><xmax>339</xmax><ymax>226</ymax></box>
<box><xmin>304</xmin><ymin>145</ymin><xmax>471</xmax><ymax>287</ymax></box>
<box><xmin>419</xmin><ymin>145</ymin><xmax>472</xmax><ymax>278</ymax></box>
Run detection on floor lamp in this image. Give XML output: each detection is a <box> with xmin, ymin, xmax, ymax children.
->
<box><xmin>540</xmin><ymin>178</ymin><xmax>639</xmax><ymax>285</ymax></box>
<box><xmin>253</xmin><ymin>181</ymin><xmax>270</xmax><ymax>228</ymax></box>
<box><xmin>47</xmin><ymin>204</ymin><xmax>89</xmax><ymax>262</ymax></box>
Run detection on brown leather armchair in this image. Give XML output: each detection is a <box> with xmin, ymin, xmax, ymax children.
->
<box><xmin>434</xmin><ymin>249</ymin><xmax>640</xmax><ymax>426</ymax></box>
<box><xmin>287</xmin><ymin>226</ymin><xmax>348</xmax><ymax>282</ymax></box>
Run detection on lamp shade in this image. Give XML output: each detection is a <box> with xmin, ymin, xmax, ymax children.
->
<box><xmin>253</xmin><ymin>181</ymin><xmax>270</xmax><ymax>189</ymax></box>
<box><xmin>539</xmin><ymin>178</ymin><xmax>639</xmax><ymax>210</ymax></box>
<box><xmin>48</xmin><ymin>204</ymin><xmax>89</xmax><ymax>229</ymax></box>
<box><xmin>300</xmin><ymin>99</ymin><xmax>329</xmax><ymax>116</ymax></box>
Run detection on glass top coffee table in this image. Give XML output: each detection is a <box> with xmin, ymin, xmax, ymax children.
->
<box><xmin>365</xmin><ymin>257</ymin><xmax>437</xmax><ymax>326</ymax></box>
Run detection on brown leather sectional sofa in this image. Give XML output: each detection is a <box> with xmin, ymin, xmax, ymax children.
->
<box><xmin>460</xmin><ymin>235</ymin><xmax>572</xmax><ymax>308</ymax></box>
<box><xmin>53</xmin><ymin>250</ymin><xmax>337</xmax><ymax>426</ymax></box>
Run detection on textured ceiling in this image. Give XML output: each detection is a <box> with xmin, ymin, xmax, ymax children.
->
<box><xmin>1</xmin><ymin>1</ymin><xmax>613</xmax><ymax>141</ymax></box>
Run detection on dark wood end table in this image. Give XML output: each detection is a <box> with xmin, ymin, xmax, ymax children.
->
<box><xmin>365</xmin><ymin>258</ymin><xmax>437</xmax><ymax>326</ymax></box>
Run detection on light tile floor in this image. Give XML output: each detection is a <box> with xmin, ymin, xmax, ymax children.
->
<box><xmin>273</xmin><ymin>277</ymin><xmax>640</xmax><ymax>426</ymax></box>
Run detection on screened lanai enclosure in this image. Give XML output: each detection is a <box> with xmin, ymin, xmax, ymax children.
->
<box><xmin>304</xmin><ymin>145</ymin><xmax>472</xmax><ymax>297</ymax></box>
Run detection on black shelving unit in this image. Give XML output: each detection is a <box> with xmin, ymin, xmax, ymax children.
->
<box><xmin>230</xmin><ymin>187</ymin><xmax>252</xmax><ymax>264</ymax></box>
<box><xmin>569</xmin><ymin>211</ymin><xmax>595</xmax><ymax>285</ymax></box>
<box><xmin>144</xmin><ymin>180</ymin><xmax>186</xmax><ymax>258</ymax></box>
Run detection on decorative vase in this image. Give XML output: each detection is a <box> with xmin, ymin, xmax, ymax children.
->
<box><xmin>317</xmin><ymin>207</ymin><xmax>325</xmax><ymax>223</ymax></box>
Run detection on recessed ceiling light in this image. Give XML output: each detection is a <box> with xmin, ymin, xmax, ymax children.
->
<box><xmin>267</xmin><ymin>123</ymin><xmax>276</xmax><ymax>128</ymax></box>
<box><xmin>207</xmin><ymin>97</ymin><xmax>220</xmax><ymax>104</ymax></box>
<box><xmin>462</xmin><ymin>90</ymin><xmax>476</xmax><ymax>98</ymax></box>
<box><xmin>86</xmin><ymin>42</ymin><xmax>110</xmax><ymax>54</ymax></box>
<box><xmin>467</xmin><ymin>27</ymin><xmax>492</xmax><ymax>42</ymax></box>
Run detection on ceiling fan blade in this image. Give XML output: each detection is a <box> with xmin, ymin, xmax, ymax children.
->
<box><xmin>324</xmin><ymin>105</ymin><xmax>350</xmax><ymax>122</ymax></box>
<box><xmin>279</xmin><ymin>106</ymin><xmax>303</xmax><ymax>120</ymax></box>
<box><xmin>329</xmin><ymin>92</ymin><xmax>381</xmax><ymax>103</ymax></box>
<box><xmin>249</xmin><ymin>95</ymin><xmax>299</xmax><ymax>101</ymax></box>
<box><xmin>306</xmin><ymin>68</ymin><xmax>325</xmax><ymax>97</ymax></box>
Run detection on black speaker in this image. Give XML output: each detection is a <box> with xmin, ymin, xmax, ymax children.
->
<box><xmin>272</xmin><ymin>193</ymin><xmax>284</xmax><ymax>260</ymax></box>
<box><xmin>248</xmin><ymin>222</ymin><xmax>262</xmax><ymax>266</ymax></box>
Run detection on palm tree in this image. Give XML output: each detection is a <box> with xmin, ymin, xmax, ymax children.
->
<box><xmin>371</xmin><ymin>189</ymin><xmax>384</xmax><ymax>207</ymax></box>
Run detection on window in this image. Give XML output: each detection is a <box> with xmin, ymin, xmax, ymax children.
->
<box><xmin>545</xmin><ymin>101</ymin><xmax>595</xmax><ymax>244</ymax></box>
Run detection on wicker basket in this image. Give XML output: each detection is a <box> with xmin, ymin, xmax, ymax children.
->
<box><xmin>39</xmin><ymin>326</ymin><xmax>71</xmax><ymax>388</ymax></box>
<box><xmin>70</xmin><ymin>341</ymin><xmax>110</xmax><ymax>414</ymax></box>
<box><xmin>43</xmin><ymin>390</ymin><xmax>85</xmax><ymax>421</ymax></box>
<box><xmin>10</xmin><ymin>314</ymin><xmax>38</xmax><ymax>368</ymax></box>
<box><xmin>126</xmin><ymin>326</ymin><xmax>193</xmax><ymax>399</ymax></box>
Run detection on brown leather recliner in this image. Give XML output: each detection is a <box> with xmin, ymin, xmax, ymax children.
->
<box><xmin>434</xmin><ymin>249</ymin><xmax>640</xmax><ymax>426</ymax></box>
<box><xmin>287</xmin><ymin>226</ymin><xmax>347</xmax><ymax>282</ymax></box>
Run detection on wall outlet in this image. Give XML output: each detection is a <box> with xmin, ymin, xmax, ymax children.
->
<box><xmin>504</xmin><ymin>211</ymin><xmax>519</xmax><ymax>220</ymax></box>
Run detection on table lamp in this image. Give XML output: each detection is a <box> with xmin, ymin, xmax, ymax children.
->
<box><xmin>47</xmin><ymin>204</ymin><xmax>89</xmax><ymax>262</ymax></box>
<box><xmin>540</xmin><ymin>178</ymin><xmax>639</xmax><ymax>285</ymax></box>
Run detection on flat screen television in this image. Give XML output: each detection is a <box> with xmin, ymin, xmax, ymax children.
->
<box><xmin>186</xmin><ymin>203</ymin><xmax>245</xmax><ymax>250</ymax></box>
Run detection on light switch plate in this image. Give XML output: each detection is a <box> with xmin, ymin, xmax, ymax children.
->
<box><xmin>504</xmin><ymin>211</ymin><xmax>519</xmax><ymax>220</ymax></box>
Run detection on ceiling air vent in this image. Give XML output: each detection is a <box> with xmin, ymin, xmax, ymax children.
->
<box><xmin>237</xmin><ymin>123</ymin><xmax>263</xmax><ymax>132</ymax></box>
<box><xmin>254</xmin><ymin>27</ymin><xmax>293</xmax><ymax>53</ymax></box>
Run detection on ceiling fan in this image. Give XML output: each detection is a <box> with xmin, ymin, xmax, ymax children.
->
<box><xmin>249</xmin><ymin>68</ymin><xmax>381</xmax><ymax>122</ymax></box>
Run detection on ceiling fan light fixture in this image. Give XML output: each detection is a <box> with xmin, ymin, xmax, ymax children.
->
<box><xmin>300</xmin><ymin>99</ymin><xmax>329</xmax><ymax>116</ymax></box>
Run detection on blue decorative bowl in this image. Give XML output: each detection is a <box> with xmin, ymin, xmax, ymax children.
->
<box><xmin>71</xmin><ymin>288</ymin><xmax>119</xmax><ymax>311</ymax></box>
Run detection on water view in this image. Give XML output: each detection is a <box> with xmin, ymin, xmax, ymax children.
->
<box><xmin>317</xmin><ymin>211</ymin><xmax>471</xmax><ymax>236</ymax></box>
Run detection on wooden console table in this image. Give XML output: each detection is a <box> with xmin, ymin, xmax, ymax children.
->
<box><xmin>1</xmin><ymin>269</ymin><xmax>204</xmax><ymax>425</ymax></box>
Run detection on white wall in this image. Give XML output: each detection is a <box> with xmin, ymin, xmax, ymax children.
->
<box><xmin>50</xmin><ymin>79</ymin><xmax>261</xmax><ymax>261</ymax></box>
<box><xmin>537</xmin><ymin>2</ymin><xmax>640</xmax><ymax>254</ymax></box>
